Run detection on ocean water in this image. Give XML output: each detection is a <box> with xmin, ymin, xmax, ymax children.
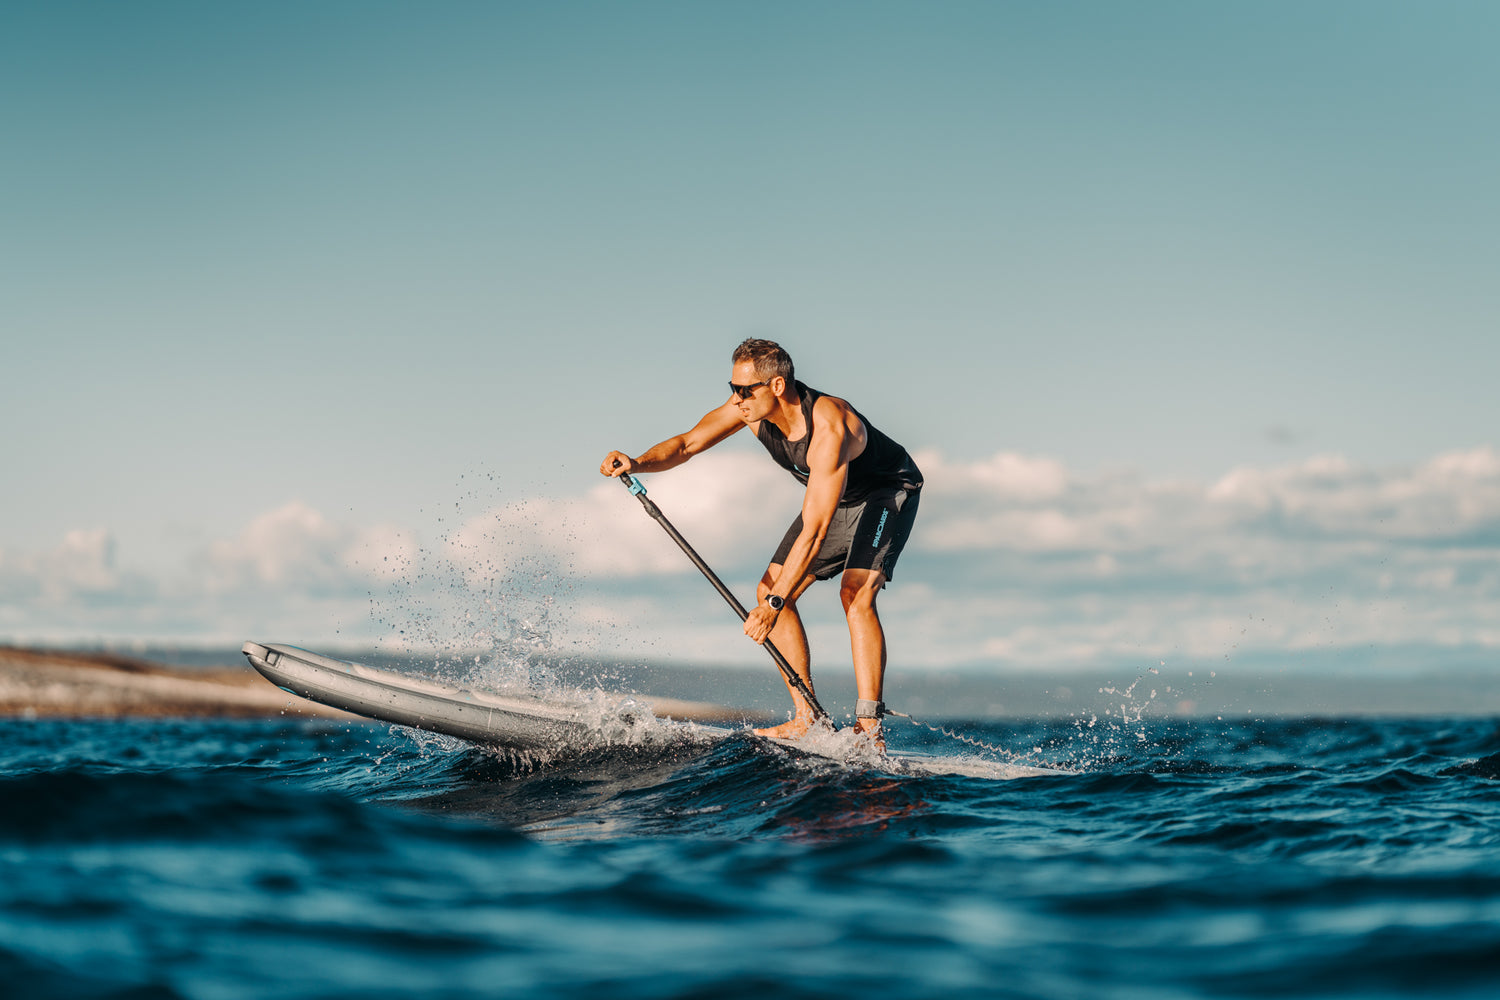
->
<box><xmin>3</xmin><ymin>712</ymin><xmax>1500</xmax><ymax>999</ymax></box>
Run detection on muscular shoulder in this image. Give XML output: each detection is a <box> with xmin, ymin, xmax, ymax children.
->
<box><xmin>809</xmin><ymin>395</ymin><xmax>867</xmax><ymax>463</ymax></box>
<box><xmin>812</xmin><ymin>394</ymin><xmax>863</xmax><ymax>432</ymax></box>
<box><xmin>811</xmin><ymin>393</ymin><xmax>852</xmax><ymax>427</ymax></box>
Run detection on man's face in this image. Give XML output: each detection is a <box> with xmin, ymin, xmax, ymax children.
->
<box><xmin>729</xmin><ymin>361</ymin><xmax>776</xmax><ymax>422</ymax></box>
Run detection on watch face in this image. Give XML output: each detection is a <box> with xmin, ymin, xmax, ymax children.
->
<box><xmin>768</xmin><ymin>595</ymin><xmax>784</xmax><ymax>610</ymax></box>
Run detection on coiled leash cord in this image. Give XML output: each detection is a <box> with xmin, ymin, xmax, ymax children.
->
<box><xmin>863</xmin><ymin>700</ymin><xmax>1061</xmax><ymax>770</ymax></box>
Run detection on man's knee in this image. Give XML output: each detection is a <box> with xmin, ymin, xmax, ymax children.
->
<box><xmin>840</xmin><ymin>573</ymin><xmax>883</xmax><ymax>614</ymax></box>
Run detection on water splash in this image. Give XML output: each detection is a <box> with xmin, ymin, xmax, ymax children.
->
<box><xmin>364</xmin><ymin>471</ymin><xmax>592</xmax><ymax>685</ymax></box>
<box><xmin>355</xmin><ymin>471</ymin><xmax>683</xmax><ymax>752</ymax></box>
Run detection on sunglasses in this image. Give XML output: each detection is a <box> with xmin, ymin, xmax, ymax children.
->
<box><xmin>728</xmin><ymin>380</ymin><xmax>769</xmax><ymax>400</ymax></box>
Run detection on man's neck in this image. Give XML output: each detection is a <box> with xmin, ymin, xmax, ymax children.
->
<box><xmin>766</xmin><ymin>384</ymin><xmax>804</xmax><ymax>438</ymax></box>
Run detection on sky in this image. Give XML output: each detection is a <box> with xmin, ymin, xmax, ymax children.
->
<box><xmin>2</xmin><ymin>2</ymin><xmax>1497</xmax><ymax>680</ymax></box>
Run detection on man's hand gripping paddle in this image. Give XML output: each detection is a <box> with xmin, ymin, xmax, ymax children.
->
<box><xmin>614</xmin><ymin>469</ymin><xmax>833</xmax><ymax>729</ymax></box>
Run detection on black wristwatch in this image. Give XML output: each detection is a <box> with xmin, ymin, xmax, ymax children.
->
<box><xmin>766</xmin><ymin>594</ymin><xmax>785</xmax><ymax>611</ymax></box>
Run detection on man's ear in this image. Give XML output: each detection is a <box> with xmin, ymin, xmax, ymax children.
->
<box><xmin>771</xmin><ymin>376</ymin><xmax>788</xmax><ymax>396</ymax></box>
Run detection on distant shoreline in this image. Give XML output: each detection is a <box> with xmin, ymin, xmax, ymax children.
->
<box><xmin>0</xmin><ymin>645</ymin><xmax>356</xmax><ymax>720</ymax></box>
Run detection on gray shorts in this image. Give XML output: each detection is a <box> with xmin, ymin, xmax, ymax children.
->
<box><xmin>770</xmin><ymin>487</ymin><xmax>920</xmax><ymax>583</ymax></box>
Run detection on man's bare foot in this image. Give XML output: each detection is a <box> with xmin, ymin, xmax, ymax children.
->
<box><xmin>854</xmin><ymin>717</ymin><xmax>886</xmax><ymax>754</ymax></box>
<box><xmin>754</xmin><ymin>716</ymin><xmax>813</xmax><ymax>739</ymax></box>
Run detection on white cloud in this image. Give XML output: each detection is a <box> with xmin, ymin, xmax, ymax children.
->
<box><xmin>917</xmin><ymin>445</ymin><xmax>1500</xmax><ymax>561</ymax></box>
<box><xmin>195</xmin><ymin>501</ymin><xmax>417</xmax><ymax>595</ymax></box>
<box><xmin>916</xmin><ymin>453</ymin><xmax>1201</xmax><ymax>554</ymax></box>
<box><xmin>914</xmin><ymin>448</ymin><xmax>1068</xmax><ymax>501</ymax></box>
<box><xmin>0</xmin><ymin>528</ymin><xmax>125</xmax><ymax>603</ymax></box>
<box><xmin>1208</xmin><ymin>447</ymin><xmax>1500</xmax><ymax>541</ymax></box>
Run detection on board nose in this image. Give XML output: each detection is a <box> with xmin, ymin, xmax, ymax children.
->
<box><xmin>241</xmin><ymin>641</ymin><xmax>279</xmax><ymax>669</ymax></box>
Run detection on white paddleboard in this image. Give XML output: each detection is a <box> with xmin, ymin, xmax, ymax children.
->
<box><xmin>243</xmin><ymin>642</ymin><xmax>604</xmax><ymax>750</ymax></box>
<box><xmin>241</xmin><ymin>641</ymin><xmax>1064</xmax><ymax>778</ymax></box>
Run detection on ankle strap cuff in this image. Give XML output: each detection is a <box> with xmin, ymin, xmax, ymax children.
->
<box><xmin>855</xmin><ymin>699</ymin><xmax>886</xmax><ymax>719</ymax></box>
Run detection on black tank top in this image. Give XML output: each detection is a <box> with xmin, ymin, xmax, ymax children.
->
<box><xmin>754</xmin><ymin>381</ymin><xmax>923</xmax><ymax>505</ymax></box>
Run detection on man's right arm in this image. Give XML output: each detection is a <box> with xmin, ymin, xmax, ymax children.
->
<box><xmin>600</xmin><ymin>399</ymin><xmax>746</xmax><ymax>477</ymax></box>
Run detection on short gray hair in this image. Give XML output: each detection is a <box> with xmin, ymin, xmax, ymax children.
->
<box><xmin>731</xmin><ymin>338</ymin><xmax>795</xmax><ymax>384</ymax></box>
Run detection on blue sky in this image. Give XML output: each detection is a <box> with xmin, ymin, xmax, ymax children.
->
<box><xmin>3</xmin><ymin>3</ymin><xmax>1497</xmax><ymax>674</ymax></box>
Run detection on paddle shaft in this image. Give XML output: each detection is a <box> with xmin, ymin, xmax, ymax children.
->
<box><xmin>616</xmin><ymin>472</ymin><xmax>832</xmax><ymax>725</ymax></box>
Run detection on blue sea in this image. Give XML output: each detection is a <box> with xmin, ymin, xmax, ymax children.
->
<box><xmin>4</xmin><ymin>711</ymin><xmax>1500</xmax><ymax>999</ymax></box>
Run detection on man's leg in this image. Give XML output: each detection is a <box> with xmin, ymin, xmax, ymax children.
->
<box><xmin>840</xmin><ymin>567</ymin><xmax>888</xmax><ymax>741</ymax></box>
<box><xmin>752</xmin><ymin>565</ymin><xmax>818</xmax><ymax>738</ymax></box>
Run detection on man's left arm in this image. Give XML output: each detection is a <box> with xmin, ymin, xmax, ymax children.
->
<box><xmin>743</xmin><ymin>400</ymin><xmax>862</xmax><ymax>643</ymax></box>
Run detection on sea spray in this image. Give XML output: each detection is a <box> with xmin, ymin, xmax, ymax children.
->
<box><xmin>358</xmin><ymin>472</ymin><xmax>673</xmax><ymax>728</ymax></box>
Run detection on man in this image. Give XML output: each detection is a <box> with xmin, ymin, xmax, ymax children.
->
<box><xmin>599</xmin><ymin>338</ymin><xmax>922</xmax><ymax>743</ymax></box>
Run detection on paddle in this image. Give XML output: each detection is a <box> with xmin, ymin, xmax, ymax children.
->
<box><xmin>614</xmin><ymin>470</ymin><xmax>833</xmax><ymax>727</ymax></box>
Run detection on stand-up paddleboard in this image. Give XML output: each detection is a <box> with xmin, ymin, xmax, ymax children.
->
<box><xmin>242</xmin><ymin>641</ymin><xmax>1066</xmax><ymax>778</ymax></box>
<box><xmin>243</xmin><ymin>642</ymin><xmax>610</xmax><ymax>751</ymax></box>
